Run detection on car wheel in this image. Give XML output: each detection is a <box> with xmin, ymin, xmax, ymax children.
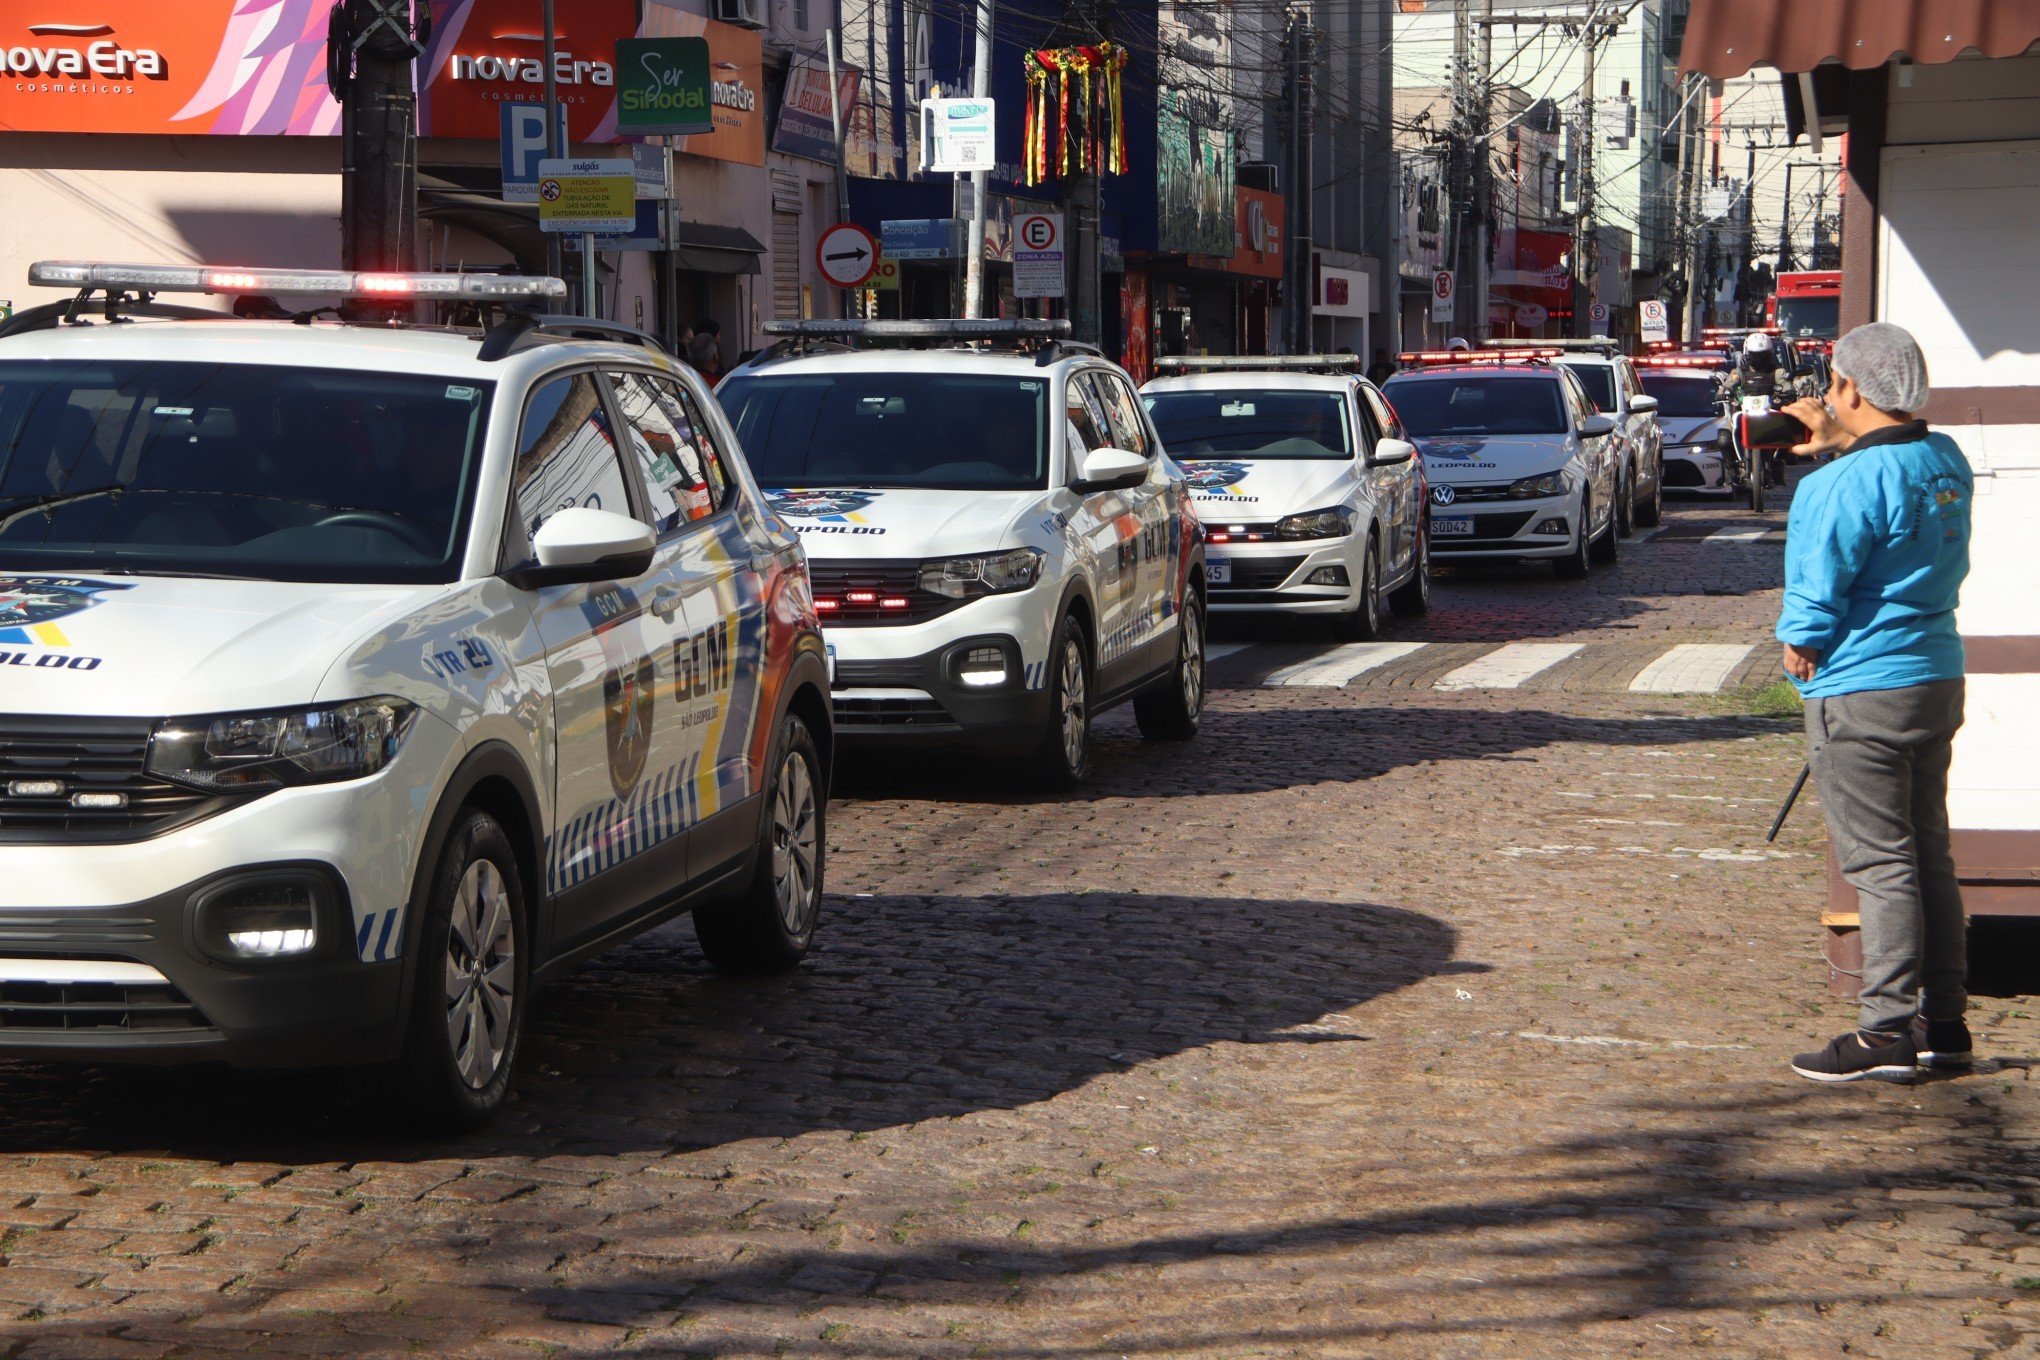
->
<box><xmin>1030</xmin><ymin>615</ymin><xmax>1092</xmax><ymax>788</ymax></box>
<box><xmin>1135</xmin><ymin>590</ymin><xmax>1205</xmax><ymax>741</ymax></box>
<box><xmin>1636</xmin><ymin>460</ymin><xmax>1663</xmax><ymax>527</ymax></box>
<box><xmin>380</xmin><ymin>809</ymin><xmax>528</xmax><ymax>1134</ymax></box>
<box><xmin>1334</xmin><ymin>536</ymin><xmax>1383</xmax><ymax>640</ymax></box>
<box><xmin>1616</xmin><ymin>461</ymin><xmax>1636</xmax><ymax>538</ymax></box>
<box><xmin>1554</xmin><ymin>495</ymin><xmax>1591</xmax><ymax>579</ymax></box>
<box><xmin>1389</xmin><ymin>528</ymin><xmax>1431</xmax><ymax>616</ymax></box>
<box><xmin>1590</xmin><ymin>491</ymin><xmax>1620</xmax><ymax>565</ymax></box>
<box><xmin>694</xmin><ymin>713</ymin><xmax>825</xmax><ymax>973</ymax></box>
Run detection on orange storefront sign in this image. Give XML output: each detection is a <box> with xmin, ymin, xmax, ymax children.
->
<box><xmin>635</xmin><ymin>6</ymin><xmax>764</xmax><ymax>167</ymax></box>
<box><xmin>1187</xmin><ymin>188</ymin><xmax>1284</xmax><ymax>279</ymax></box>
<box><xmin>418</xmin><ymin>0</ymin><xmax>633</xmax><ymax>143</ymax></box>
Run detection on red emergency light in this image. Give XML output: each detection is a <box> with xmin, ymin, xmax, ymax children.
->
<box><xmin>1397</xmin><ymin>350</ymin><xmax>1555</xmax><ymax>367</ymax></box>
<box><xmin>1635</xmin><ymin>355</ymin><xmax>1726</xmax><ymax>369</ymax></box>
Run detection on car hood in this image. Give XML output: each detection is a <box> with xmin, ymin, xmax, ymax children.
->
<box><xmin>1411</xmin><ymin>434</ymin><xmax>1573</xmax><ymax>484</ymax></box>
<box><xmin>761</xmin><ymin>486</ymin><xmax>1036</xmax><ymax>560</ymax></box>
<box><xmin>1175</xmin><ymin>458</ymin><xmax>1355</xmax><ymax>518</ymax></box>
<box><xmin>1659</xmin><ymin>415</ymin><xmax>1722</xmax><ymax>445</ymax></box>
<box><xmin>0</xmin><ymin>573</ymin><xmax>431</xmax><ymax>718</ymax></box>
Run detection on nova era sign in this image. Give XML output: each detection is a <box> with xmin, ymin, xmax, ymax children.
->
<box><xmin>2</xmin><ymin>33</ymin><xmax>165</xmax><ymax>79</ymax></box>
<box><xmin>450</xmin><ymin>51</ymin><xmax>614</xmax><ymax>87</ymax></box>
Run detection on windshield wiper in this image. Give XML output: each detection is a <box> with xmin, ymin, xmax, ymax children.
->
<box><xmin>0</xmin><ymin>485</ymin><xmax>127</xmax><ymax>532</ymax></box>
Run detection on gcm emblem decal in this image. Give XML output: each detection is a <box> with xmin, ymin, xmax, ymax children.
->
<box><xmin>767</xmin><ymin>489</ymin><xmax>879</xmax><ymax>519</ymax></box>
<box><xmin>1430</xmin><ymin>484</ymin><xmax>1457</xmax><ymax>506</ymax></box>
<box><xmin>0</xmin><ymin>576</ymin><xmax>133</xmax><ymax>646</ymax></box>
<box><xmin>603</xmin><ymin>652</ymin><xmax>656</xmax><ymax>801</ymax></box>
<box><xmin>1181</xmin><ymin>462</ymin><xmax>1249</xmax><ymax>492</ymax></box>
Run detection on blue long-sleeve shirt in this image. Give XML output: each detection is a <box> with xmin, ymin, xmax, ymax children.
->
<box><xmin>1776</xmin><ymin>421</ymin><xmax>1972</xmax><ymax>699</ymax></box>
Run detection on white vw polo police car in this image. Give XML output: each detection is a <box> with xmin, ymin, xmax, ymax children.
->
<box><xmin>716</xmin><ymin>320</ymin><xmax>1206</xmax><ymax>786</ymax></box>
<box><xmin>0</xmin><ymin>262</ymin><xmax>833</xmax><ymax>1130</ymax></box>
<box><xmin>1139</xmin><ymin>356</ymin><xmax>1430</xmax><ymax>638</ymax></box>
<box><xmin>1381</xmin><ymin>352</ymin><xmax>1620</xmax><ymax>578</ymax></box>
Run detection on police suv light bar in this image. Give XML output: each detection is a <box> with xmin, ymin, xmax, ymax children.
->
<box><xmin>761</xmin><ymin>318</ymin><xmax>1071</xmax><ymax>340</ymax></box>
<box><xmin>1486</xmin><ymin>337</ymin><xmax>1616</xmax><ymax>352</ymax></box>
<box><xmin>1152</xmin><ymin>355</ymin><xmax>1360</xmax><ymax>373</ymax></box>
<box><xmin>1398</xmin><ymin>349</ymin><xmax>1555</xmax><ymax>366</ymax></box>
<box><xmin>29</xmin><ymin>261</ymin><xmax>568</xmax><ymax>303</ymax></box>
<box><xmin>1635</xmin><ymin>354</ymin><xmax>1727</xmax><ymax>369</ymax></box>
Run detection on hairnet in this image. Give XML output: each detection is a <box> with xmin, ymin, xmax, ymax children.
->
<box><xmin>1832</xmin><ymin>322</ymin><xmax>1930</xmax><ymax>414</ymax></box>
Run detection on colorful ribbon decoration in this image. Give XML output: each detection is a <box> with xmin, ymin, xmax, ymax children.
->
<box><xmin>1022</xmin><ymin>42</ymin><xmax>1128</xmax><ymax>186</ymax></box>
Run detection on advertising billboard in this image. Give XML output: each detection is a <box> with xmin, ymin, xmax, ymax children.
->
<box><xmin>636</xmin><ymin>4</ymin><xmax>764</xmax><ymax>167</ymax></box>
<box><xmin>774</xmin><ymin>56</ymin><xmax>860</xmax><ymax>166</ymax></box>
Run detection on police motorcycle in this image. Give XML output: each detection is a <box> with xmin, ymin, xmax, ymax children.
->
<box><xmin>1710</xmin><ymin>329</ymin><xmax>1819</xmax><ymax>513</ymax></box>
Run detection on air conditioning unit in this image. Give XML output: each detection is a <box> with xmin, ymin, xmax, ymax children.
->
<box><xmin>714</xmin><ymin>0</ymin><xmax>767</xmax><ymax>30</ymax></box>
<box><xmin>1238</xmin><ymin>161</ymin><xmax>1280</xmax><ymax>193</ymax></box>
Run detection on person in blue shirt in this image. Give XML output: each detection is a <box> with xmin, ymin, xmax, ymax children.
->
<box><xmin>1774</xmin><ymin>322</ymin><xmax>1973</xmax><ymax>1084</ymax></box>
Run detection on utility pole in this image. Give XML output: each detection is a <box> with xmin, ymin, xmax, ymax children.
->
<box><xmin>1063</xmin><ymin>0</ymin><xmax>1105</xmax><ymax>345</ymax></box>
<box><xmin>1285</xmin><ymin>8</ymin><xmax>1316</xmax><ymax>354</ymax></box>
<box><xmin>1683</xmin><ymin>79</ymin><xmax>1709</xmax><ymax>342</ymax></box>
<box><xmin>1470</xmin><ymin>0</ymin><xmax>1492</xmax><ymax>343</ymax></box>
<box><xmin>827</xmin><ymin>29</ymin><xmax>854</xmax><ymax>317</ymax></box>
<box><xmin>1775</xmin><ymin>161</ymin><xmax>1796</xmax><ymax>271</ymax></box>
<box><xmin>962</xmin><ymin>0</ymin><xmax>994</xmax><ymax>318</ymax></box>
<box><xmin>1671</xmin><ymin>73</ymin><xmax>1697</xmax><ymax>342</ymax></box>
<box><xmin>333</xmin><ymin>0</ymin><xmax>430</xmax><ymax>292</ymax></box>
<box><xmin>542</xmin><ymin>0</ymin><xmax>563</xmax><ymax>290</ymax></box>
<box><xmin>1571</xmin><ymin>16</ymin><xmax>1598</xmax><ymax>339</ymax></box>
<box><xmin>1447</xmin><ymin>0</ymin><xmax>1472</xmax><ymax>341</ymax></box>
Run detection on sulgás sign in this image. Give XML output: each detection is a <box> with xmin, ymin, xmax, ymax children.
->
<box><xmin>614</xmin><ymin>35</ymin><xmax>711</xmax><ymax>137</ymax></box>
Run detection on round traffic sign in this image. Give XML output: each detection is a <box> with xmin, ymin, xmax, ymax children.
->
<box><xmin>1433</xmin><ymin>269</ymin><xmax>1454</xmax><ymax>301</ymax></box>
<box><xmin>1018</xmin><ymin>213</ymin><xmax>1059</xmax><ymax>252</ymax></box>
<box><xmin>815</xmin><ymin>222</ymin><xmax>880</xmax><ymax>289</ymax></box>
<box><xmin>539</xmin><ymin>179</ymin><xmax>562</xmax><ymax>202</ymax></box>
<box><xmin>1588</xmin><ymin>302</ymin><xmax>1610</xmax><ymax>326</ymax></box>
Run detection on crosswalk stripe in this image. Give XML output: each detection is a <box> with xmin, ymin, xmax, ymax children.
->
<box><xmin>1435</xmin><ymin>642</ymin><xmax>1583</xmax><ymax>691</ymax></box>
<box><xmin>1206</xmin><ymin>642</ymin><xmax>1252</xmax><ymax>663</ymax></box>
<box><xmin>1628</xmin><ymin>643</ymin><xmax>1757</xmax><ymax>693</ymax></box>
<box><xmin>1705</xmin><ymin>527</ymin><xmax>1784</xmax><ymax>544</ymax></box>
<box><xmin>1264</xmin><ymin>641</ymin><xmax>1427</xmax><ymax>687</ymax></box>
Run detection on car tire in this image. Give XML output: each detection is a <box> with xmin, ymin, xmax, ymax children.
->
<box><xmin>1134</xmin><ymin>590</ymin><xmax>1205</xmax><ymax>741</ymax></box>
<box><xmin>1554</xmin><ymin>495</ymin><xmax>1592</xmax><ymax>580</ymax></box>
<box><xmin>1636</xmin><ymin>462</ymin><xmax>1663</xmax><ymax>527</ymax></box>
<box><xmin>1030</xmin><ymin>614</ymin><xmax>1092</xmax><ymax>788</ymax></box>
<box><xmin>694</xmin><ymin>713</ymin><xmax>825</xmax><ymax>973</ymax></box>
<box><xmin>378</xmin><ymin>809</ymin><xmax>528</xmax><ymax>1134</ymax></box>
<box><xmin>1389</xmin><ymin>529</ymin><xmax>1431</xmax><ymax>616</ymax></box>
<box><xmin>1590</xmin><ymin>493</ymin><xmax>1621</xmax><ymax>565</ymax></box>
<box><xmin>1616</xmin><ymin>461</ymin><xmax>1636</xmax><ymax>538</ymax></box>
<box><xmin>1334</xmin><ymin>536</ymin><xmax>1383</xmax><ymax>640</ymax></box>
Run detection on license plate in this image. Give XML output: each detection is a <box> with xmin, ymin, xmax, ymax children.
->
<box><xmin>1431</xmin><ymin>516</ymin><xmax>1475</xmax><ymax>536</ymax></box>
<box><xmin>1206</xmin><ymin>558</ymin><xmax>1232</xmax><ymax>585</ymax></box>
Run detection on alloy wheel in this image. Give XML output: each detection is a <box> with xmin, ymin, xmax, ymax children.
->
<box><xmin>1180</xmin><ymin>605</ymin><xmax>1205</xmax><ymax>715</ymax></box>
<box><xmin>1059</xmin><ymin>638</ymin><xmax>1088</xmax><ymax>772</ymax></box>
<box><xmin>444</xmin><ymin>859</ymin><xmax>515</xmax><ymax>1091</ymax></box>
<box><xmin>771</xmin><ymin>749</ymin><xmax>820</xmax><ymax>934</ymax></box>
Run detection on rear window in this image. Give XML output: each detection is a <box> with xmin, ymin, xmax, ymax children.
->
<box><xmin>1638</xmin><ymin>373</ymin><xmax>1720</xmax><ymax>418</ymax></box>
<box><xmin>1380</xmin><ymin>375</ymin><xmax>1567</xmax><ymax>437</ymax></box>
<box><xmin>1558</xmin><ymin>363</ymin><xmax>1616</xmax><ymax>412</ymax></box>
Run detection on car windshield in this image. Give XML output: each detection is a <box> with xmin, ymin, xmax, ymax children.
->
<box><xmin>1639</xmin><ymin>373</ymin><xmax>1721</xmax><ymax>418</ymax></box>
<box><xmin>718</xmin><ymin>370</ymin><xmax>1049</xmax><ymax>490</ymax></box>
<box><xmin>1381</xmin><ymin>375</ymin><xmax>1566</xmax><ymax>436</ymax></box>
<box><xmin>1143</xmin><ymin>389</ymin><xmax>1353</xmax><ymax>460</ymax></box>
<box><xmin>1558</xmin><ymin>363</ymin><xmax>1616</xmax><ymax>412</ymax></box>
<box><xmin>1776</xmin><ymin>296</ymin><xmax>1839</xmax><ymax>340</ymax></box>
<box><xmin>0</xmin><ymin>360</ymin><xmax>489</xmax><ymax>584</ymax></box>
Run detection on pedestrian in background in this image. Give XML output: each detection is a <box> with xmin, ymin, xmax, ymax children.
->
<box><xmin>687</xmin><ymin>319</ymin><xmax>723</xmax><ymax>382</ymax></box>
<box><xmin>1367</xmin><ymin>347</ymin><xmax>1395</xmax><ymax>385</ymax></box>
<box><xmin>1776</xmin><ymin>322</ymin><xmax>1974</xmax><ymax>1084</ymax></box>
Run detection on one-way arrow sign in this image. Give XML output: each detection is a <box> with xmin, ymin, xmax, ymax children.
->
<box><xmin>816</xmin><ymin>222</ymin><xmax>880</xmax><ymax>289</ymax></box>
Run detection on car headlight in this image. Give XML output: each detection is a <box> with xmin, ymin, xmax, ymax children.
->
<box><xmin>147</xmin><ymin>697</ymin><xmax>420</xmax><ymax>792</ymax></box>
<box><xmin>918</xmin><ymin>547</ymin><xmax>1046</xmax><ymax>599</ymax></box>
<box><xmin>1508</xmin><ymin>472</ymin><xmax>1568</xmax><ymax>499</ymax></box>
<box><xmin>1275</xmin><ymin>507</ymin><xmax>1354</xmax><ymax>540</ymax></box>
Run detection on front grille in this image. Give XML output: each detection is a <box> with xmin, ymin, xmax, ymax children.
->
<box><xmin>1431</xmin><ymin>510</ymin><xmax>1537</xmax><ymax>547</ymax></box>
<box><xmin>1662</xmin><ymin>458</ymin><xmax>1708</xmax><ymax>487</ymax></box>
<box><xmin>0</xmin><ymin>912</ymin><xmax>157</xmax><ymax>949</ymax></box>
<box><xmin>808</xmin><ymin>560</ymin><xmax>965</xmax><ymax>627</ymax></box>
<box><xmin>0</xmin><ymin>715</ymin><xmax>226</xmax><ymax>843</ymax></box>
<box><xmin>832</xmin><ymin>695</ymin><xmax>955</xmax><ymax>729</ymax></box>
<box><xmin>0</xmin><ymin>977</ymin><xmax>211</xmax><ymax>1032</ymax></box>
<box><xmin>1435</xmin><ymin>483</ymin><xmax>1518</xmax><ymax>504</ymax></box>
<box><xmin>1212</xmin><ymin>554</ymin><xmax>1308</xmax><ymax>591</ymax></box>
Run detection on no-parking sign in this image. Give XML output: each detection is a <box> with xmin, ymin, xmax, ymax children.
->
<box><xmin>1431</xmin><ymin>269</ymin><xmax>1454</xmax><ymax>322</ymax></box>
<box><xmin>1014</xmin><ymin>211</ymin><xmax>1064</xmax><ymax>299</ymax></box>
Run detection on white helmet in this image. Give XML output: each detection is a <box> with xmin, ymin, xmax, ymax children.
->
<box><xmin>1742</xmin><ymin>332</ymin><xmax>1775</xmax><ymax>357</ymax></box>
<box><xmin>1446</xmin><ymin>336</ymin><xmax>1471</xmax><ymax>351</ymax></box>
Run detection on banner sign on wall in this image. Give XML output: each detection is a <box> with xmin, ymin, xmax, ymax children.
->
<box><xmin>774</xmin><ymin>57</ymin><xmax>860</xmax><ymax>165</ymax></box>
<box><xmin>636</xmin><ymin>6</ymin><xmax>764</xmax><ymax>166</ymax></box>
<box><xmin>614</xmin><ymin>36</ymin><xmax>711</xmax><ymax>137</ymax></box>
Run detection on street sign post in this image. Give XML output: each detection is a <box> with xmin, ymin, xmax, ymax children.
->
<box><xmin>1013</xmin><ymin>211</ymin><xmax>1064</xmax><ymax>300</ymax></box>
<box><xmin>881</xmin><ymin>219</ymin><xmax>962</xmax><ymax>261</ymax></box>
<box><xmin>1431</xmin><ymin>269</ymin><xmax>1454</xmax><ymax>323</ymax></box>
<box><xmin>614</xmin><ymin>37</ymin><xmax>712</xmax><ymax>138</ymax></box>
<box><xmin>921</xmin><ymin>96</ymin><xmax>995</xmax><ymax>173</ymax></box>
<box><xmin>1640</xmin><ymin>298</ymin><xmax>1669</xmax><ymax>344</ymax></box>
<box><xmin>816</xmin><ymin>222</ymin><xmax>879</xmax><ymax>289</ymax></box>
<box><xmin>1588</xmin><ymin>301</ymin><xmax>1610</xmax><ymax>330</ymax></box>
<box><xmin>539</xmin><ymin>158</ymin><xmax>635</xmax><ymax>316</ymax></box>
<box><xmin>499</xmin><ymin>103</ymin><xmax>571</xmax><ymax>203</ymax></box>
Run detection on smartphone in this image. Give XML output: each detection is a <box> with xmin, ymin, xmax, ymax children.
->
<box><xmin>1740</xmin><ymin>409</ymin><xmax>1810</xmax><ymax>450</ymax></box>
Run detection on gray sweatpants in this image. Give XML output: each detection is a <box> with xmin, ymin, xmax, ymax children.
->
<box><xmin>1804</xmin><ymin>678</ymin><xmax>1967</xmax><ymax>1033</ymax></box>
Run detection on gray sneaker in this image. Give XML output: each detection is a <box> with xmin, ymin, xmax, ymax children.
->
<box><xmin>1912</xmin><ymin>1016</ymin><xmax>1974</xmax><ymax>1070</ymax></box>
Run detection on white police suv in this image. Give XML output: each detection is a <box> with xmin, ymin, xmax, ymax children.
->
<box><xmin>0</xmin><ymin>262</ymin><xmax>832</xmax><ymax>1130</ymax></box>
<box><xmin>1140</xmin><ymin>356</ymin><xmax>1429</xmax><ymax>638</ymax></box>
<box><xmin>1381</xmin><ymin>352</ymin><xmax>1620</xmax><ymax>579</ymax></box>
<box><xmin>1637</xmin><ymin>355</ymin><xmax>1733</xmax><ymax>492</ymax></box>
<box><xmin>716</xmin><ymin>320</ymin><xmax>1206</xmax><ymax>786</ymax></box>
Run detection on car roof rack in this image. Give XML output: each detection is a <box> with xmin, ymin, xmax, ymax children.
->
<box><xmin>1152</xmin><ymin>354</ymin><xmax>1362</xmax><ymax>375</ymax></box>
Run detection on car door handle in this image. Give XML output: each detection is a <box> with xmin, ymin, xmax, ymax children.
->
<box><xmin>650</xmin><ymin>585</ymin><xmax>682</xmax><ymax>622</ymax></box>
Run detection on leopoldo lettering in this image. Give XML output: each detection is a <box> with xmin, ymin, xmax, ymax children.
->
<box><xmin>0</xmin><ymin>651</ymin><xmax>100</xmax><ymax>670</ymax></box>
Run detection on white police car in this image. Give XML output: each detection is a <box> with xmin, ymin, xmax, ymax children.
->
<box><xmin>1637</xmin><ymin>354</ymin><xmax>1733</xmax><ymax>492</ymax></box>
<box><xmin>716</xmin><ymin>320</ymin><xmax>1206</xmax><ymax>787</ymax></box>
<box><xmin>1544</xmin><ymin>346</ymin><xmax>1665</xmax><ymax>535</ymax></box>
<box><xmin>0</xmin><ymin>262</ymin><xmax>832</xmax><ymax>1130</ymax></box>
<box><xmin>1139</xmin><ymin>356</ymin><xmax>1429</xmax><ymax>637</ymax></box>
<box><xmin>1382</xmin><ymin>353</ymin><xmax>1620</xmax><ymax>578</ymax></box>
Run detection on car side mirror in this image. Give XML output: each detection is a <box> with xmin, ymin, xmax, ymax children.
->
<box><xmin>503</xmin><ymin>507</ymin><xmax>656</xmax><ymax>590</ymax></box>
<box><xmin>1579</xmin><ymin>413</ymin><xmax>1616</xmax><ymax>439</ymax></box>
<box><xmin>1073</xmin><ymin>446</ymin><xmax>1148</xmax><ymax>492</ymax></box>
<box><xmin>1629</xmin><ymin>394</ymin><xmax>1660</xmax><ymax>415</ymax></box>
<box><xmin>1370</xmin><ymin>437</ymin><xmax>1416</xmax><ymax>466</ymax></box>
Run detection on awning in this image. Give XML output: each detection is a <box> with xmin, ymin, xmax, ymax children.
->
<box><xmin>1679</xmin><ymin>0</ymin><xmax>2040</xmax><ymax>79</ymax></box>
<box><xmin>417</xmin><ymin>178</ymin><xmax>765</xmax><ymax>275</ymax></box>
<box><xmin>672</xmin><ymin>221</ymin><xmax>765</xmax><ymax>276</ymax></box>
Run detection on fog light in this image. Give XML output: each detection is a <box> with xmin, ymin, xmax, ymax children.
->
<box><xmin>194</xmin><ymin>877</ymin><xmax>322</xmax><ymax>962</ymax></box>
<box><xmin>1533</xmin><ymin>518</ymin><xmax>1569</xmax><ymax>535</ymax></box>
<box><xmin>1304</xmin><ymin>566</ymin><xmax>1350</xmax><ymax>586</ymax></box>
<box><xmin>71</xmin><ymin>791</ymin><xmax>128</xmax><ymax>810</ymax></box>
<box><xmin>8</xmin><ymin>779</ymin><xmax>63</xmax><ymax>797</ymax></box>
<box><xmin>958</xmin><ymin>646</ymin><xmax>1008</xmax><ymax>688</ymax></box>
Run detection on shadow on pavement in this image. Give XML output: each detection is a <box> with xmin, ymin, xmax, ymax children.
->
<box><xmin>0</xmin><ymin>891</ymin><xmax>1472</xmax><ymax>1161</ymax></box>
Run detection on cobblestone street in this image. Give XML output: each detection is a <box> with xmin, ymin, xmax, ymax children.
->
<box><xmin>4</xmin><ymin>491</ymin><xmax>2038</xmax><ymax>1360</ymax></box>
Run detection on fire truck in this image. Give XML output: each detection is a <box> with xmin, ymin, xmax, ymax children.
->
<box><xmin>1766</xmin><ymin>270</ymin><xmax>1842</xmax><ymax>343</ymax></box>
